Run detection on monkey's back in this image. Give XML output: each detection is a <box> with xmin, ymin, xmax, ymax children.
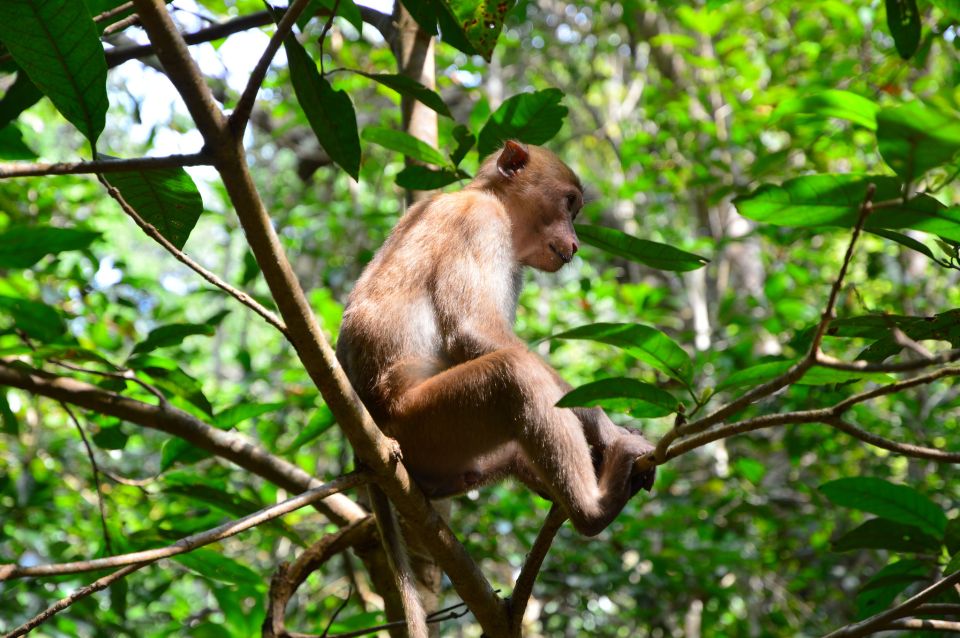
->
<box><xmin>336</xmin><ymin>189</ymin><xmax>518</xmax><ymax>419</ymax></box>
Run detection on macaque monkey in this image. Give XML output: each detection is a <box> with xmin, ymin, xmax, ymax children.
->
<box><xmin>337</xmin><ymin>141</ymin><xmax>656</xmax><ymax>539</ymax></box>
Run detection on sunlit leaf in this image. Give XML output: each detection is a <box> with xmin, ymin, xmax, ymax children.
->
<box><xmin>362</xmin><ymin>127</ymin><xmax>450</xmax><ymax>167</ymax></box>
<box><xmin>575</xmin><ymin>224</ymin><xmax>709</xmax><ymax>272</ymax></box>
<box><xmin>477</xmin><ymin>89</ymin><xmax>568</xmax><ymax>157</ymax></box>
<box><xmin>395</xmin><ymin>165</ymin><xmax>466</xmax><ymax>190</ymax></box>
<box><xmin>771</xmin><ymin>90</ymin><xmax>879</xmax><ymax>130</ymax></box>
<box><xmin>282</xmin><ymin>405</ymin><xmax>336</xmax><ymax>453</ymax></box>
<box><xmin>131</xmin><ymin>322</ymin><xmax>216</xmax><ymax>355</ymax></box>
<box><xmin>214</xmin><ymin>402</ymin><xmax>285</xmax><ymax>430</ymax></box>
<box><xmin>716</xmin><ymin>360</ymin><xmax>892</xmax><ymax>391</ymax></box>
<box><xmin>551</xmin><ymin>322</ymin><xmax>693</xmax><ymax>384</ymax></box>
<box><xmin>877</xmin><ymin>102</ymin><xmax>960</xmax><ymax>182</ymax></box>
<box><xmin>106</xmin><ymin>167</ymin><xmax>204</xmax><ymax>250</ymax></box>
<box><xmin>557</xmin><ymin>377</ymin><xmax>678</xmax><ymax>418</ymax></box>
<box><xmin>0</xmin><ymin>226</ymin><xmax>100</xmax><ymax>268</ymax></box>
<box><xmin>821</xmin><ymin>477</ymin><xmax>947</xmax><ymax>539</ymax></box>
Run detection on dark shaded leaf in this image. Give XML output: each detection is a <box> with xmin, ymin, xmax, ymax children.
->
<box><xmin>946</xmin><ymin>519</ymin><xmax>960</xmax><ymax>555</ymax></box>
<box><xmin>0</xmin><ymin>226</ymin><xmax>100</xmax><ymax>268</ymax></box>
<box><xmin>877</xmin><ymin>102</ymin><xmax>960</xmax><ymax>182</ymax></box>
<box><xmin>127</xmin><ymin>354</ymin><xmax>213</xmax><ymax>416</ymax></box>
<box><xmin>856</xmin><ymin>559</ymin><xmax>928</xmax><ymax>619</ymax></box>
<box><xmin>160</xmin><ymin>437</ymin><xmax>211</xmax><ymax>471</ymax></box>
<box><xmin>0</xmin><ymin>71</ymin><xmax>43</xmax><ymax>129</ymax></box>
<box><xmin>362</xmin><ymin>127</ymin><xmax>449</xmax><ymax>166</ymax></box>
<box><xmin>395</xmin><ymin>165</ymin><xmax>465</xmax><ymax>190</ymax></box>
<box><xmin>821</xmin><ymin>477</ymin><xmax>947</xmax><ymax>539</ymax></box>
<box><xmin>0</xmin><ymin>390</ymin><xmax>18</xmax><ymax>436</ymax></box>
<box><xmin>770</xmin><ymin>90</ymin><xmax>879</xmax><ymax>130</ymax></box>
<box><xmin>885</xmin><ymin>0</ymin><xmax>921</xmax><ymax>59</ymax></box>
<box><xmin>282</xmin><ymin>405</ymin><xmax>336</xmax><ymax>453</ymax></box>
<box><xmin>575</xmin><ymin>224</ymin><xmax>709</xmax><ymax>272</ymax></box>
<box><xmin>0</xmin><ymin>124</ymin><xmax>36</xmax><ymax>160</ymax></box>
<box><xmin>450</xmin><ymin>124</ymin><xmax>475</xmax><ymax>167</ymax></box>
<box><xmin>735</xmin><ymin>175</ymin><xmax>960</xmax><ymax>242</ymax></box>
<box><xmin>91</xmin><ymin>423</ymin><xmax>129</xmax><ymax>450</ymax></box>
<box><xmin>0</xmin><ymin>295</ymin><xmax>65</xmax><ymax>342</ymax></box>
<box><xmin>477</xmin><ymin>89</ymin><xmax>568</xmax><ymax>158</ymax></box>
<box><xmin>284</xmin><ymin>34</ymin><xmax>360</xmax><ymax>179</ymax></box>
<box><xmin>356</xmin><ymin>72</ymin><xmax>452</xmax><ymax>118</ymax></box>
<box><xmin>551</xmin><ymin>322</ymin><xmax>693</xmax><ymax>384</ymax></box>
<box><xmin>173</xmin><ymin>549</ymin><xmax>261</xmax><ymax>586</ymax></box>
<box><xmin>0</xmin><ymin>0</ymin><xmax>108</xmax><ymax>148</ymax></box>
<box><xmin>833</xmin><ymin>518</ymin><xmax>942</xmax><ymax>553</ymax></box>
<box><xmin>106</xmin><ymin>167</ymin><xmax>203</xmax><ymax>250</ymax></box>
<box><xmin>131</xmin><ymin>322</ymin><xmax>216</xmax><ymax>355</ymax></box>
<box><xmin>299</xmin><ymin>0</ymin><xmax>363</xmax><ymax>31</ymax></box>
<box><xmin>557</xmin><ymin>377</ymin><xmax>678</xmax><ymax>418</ymax></box>
<box><xmin>214</xmin><ymin>402</ymin><xmax>285</xmax><ymax>429</ymax></box>
<box><xmin>868</xmin><ymin>229</ymin><xmax>937</xmax><ymax>260</ymax></box>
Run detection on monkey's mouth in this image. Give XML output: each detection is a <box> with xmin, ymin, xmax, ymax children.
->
<box><xmin>550</xmin><ymin>245</ymin><xmax>573</xmax><ymax>264</ymax></box>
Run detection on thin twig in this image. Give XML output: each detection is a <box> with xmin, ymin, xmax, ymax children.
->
<box><xmin>50</xmin><ymin>359</ymin><xmax>168</xmax><ymax>405</ymax></box>
<box><xmin>103</xmin><ymin>13</ymin><xmax>142</xmax><ymax>36</ymax></box>
<box><xmin>815</xmin><ymin>349</ymin><xmax>960</xmax><ymax>372</ymax></box>
<box><xmin>509</xmin><ymin>504</ymin><xmax>566</xmax><ymax>630</ymax></box>
<box><xmin>94</xmin><ymin>1</ymin><xmax>134</xmax><ymax>22</ymax></box>
<box><xmin>61</xmin><ymin>402</ymin><xmax>113</xmax><ymax>554</ymax></box>
<box><xmin>320</xmin><ymin>586</ymin><xmax>354</xmax><ymax>638</ymax></box>
<box><xmin>97</xmin><ymin>174</ymin><xmax>289</xmax><ymax>336</ymax></box>
<box><xmin>881</xmin><ymin>618</ymin><xmax>960</xmax><ymax>632</ymax></box>
<box><xmin>1</xmin><ymin>472</ymin><xmax>367</xmax><ymax>581</ymax></box>
<box><xmin>229</xmin><ymin>0</ymin><xmax>314</xmax><ymax>136</ymax></box>
<box><xmin>0</xmin><ymin>153</ymin><xmax>210</xmax><ymax>178</ymax></box>
<box><xmin>317</xmin><ymin>0</ymin><xmax>342</xmax><ymax>75</ymax></box>
<box><xmin>824</xmin><ymin>416</ymin><xmax>960</xmax><ymax>463</ymax></box>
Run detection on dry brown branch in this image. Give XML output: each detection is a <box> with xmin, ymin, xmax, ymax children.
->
<box><xmin>98</xmin><ymin>174</ymin><xmax>288</xmax><ymax>335</ymax></box>
<box><xmin>61</xmin><ymin>402</ymin><xmax>113</xmax><ymax>553</ymax></box>
<box><xmin>0</xmin><ymin>358</ymin><xmax>367</xmax><ymax>525</ymax></box>
<box><xmin>815</xmin><ymin>349</ymin><xmax>960</xmax><ymax>372</ymax></box>
<box><xmin>0</xmin><ymin>153</ymin><xmax>210</xmax><ymax>178</ymax></box>
<box><xmin>128</xmin><ymin>0</ymin><xmax>507</xmax><ymax>632</ymax></box>
<box><xmin>508</xmin><ymin>504</ymin><xmax>567</xmax><ymax>631</ymax></box>
<box><xmin>1</xmin><ymin>472</ymin><xmax>367</xmax><ymax>581</ymax></box>
<box><xmin>881</xmin><ymin>618</ymin><xmax>960</xmax><ymax>632</ymax></box>
<box><xmin>822</xmin><ymin>570</ymin><xmax>960</xmax><ymax>637</ymax></box>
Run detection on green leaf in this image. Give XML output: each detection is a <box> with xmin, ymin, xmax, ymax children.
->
<box><xmin>734</xmin><ymin>175</ymin><xmax>960</xmax><ymax>242</ymax></box>
<box><xmin>362</xmin><ymin>127</ymin><xmax>449</xmax><ymax>167</ymax></box>
<box><xmin>885</xmin><ymin>0</ymin><xmax>921</xmax><ymax>59</ymax></box>
<box><xmin>557</xmin><ymin>377</ymin><xmax>678</xmax><ymax>418</ymax></box>
<box><xmin>0</xmin><ymin>295</ymin><xmax>65</xmax><ymax>342</ymax></box>
<box><xmin>397</xmin><ymin>0</ymin><xmax>438</xmax><ymax>36</ymax></box>
<box><xmin>857</xmin><ymin>559</ymin><xmax>928</xmax><ymax>619</ymax></box>
<box><xmin>770</xmin><ymin>90</ymin><xmax>879</xmax><ymax>130</ymax></box>
<box><xmin>0</xmin><ymin>390</ymin><xmax>19</xmax><ymax>436</ymax></box>
<box><xmin>931</xmin><ymin>0</ymin><xmax>960</xmax><ymax>19</ymax></box>
<box><xmin>105</xmin><ymin>167</ymin><xmax>204</xmax><ymax>250</ymax></box>
<box><xmin>131</xmin><ymin>322</ymin><xmax>216</xmax><ymax>355</ymax></box>
<box><xmin>868</xmin><ymin>229</ymin><xmax>937</xmax><ymax>261</ymax></box>
<box><xmin>946</xmin><ymin>552</ymin><xmax>960</xmax><ymax>575</ymax></box>
<box><xmin>0</xmin><ymin>0</ymin><xmax>108</xmax><ymax>149</ymax></box>
<box><xmin>832</xmin><ymin>518</ymin><xmax>942</xmax><ymax>553</ymax></box>
<box><xmin>0</xmin><ymin>225</ymin><xmax>100</xmax><ymax>268</ymax></box>
<box><xmin>299</xmin><ymin>0</ymin><xmax>363</xmax><ymax>31</ymax></box>
<box><xmin>946</xmin><ymin>518</ymin><xmax>960</xmax><ymax>555</ymax></box>
<box><xmin>575</xmin><ymin>224</ymin><xmax>709</xmax><ymax>272</ymax></box>
<box><xmin>438</xmin><ymin>0</ymin><xmax>517</xmax><ymax>61</ymax></box>
<box><xmin>876</xmin><ymin>102</ymin><xmax>960</xmax><ymax>182</ymax></box>
<box><xmin>284</xmin><ymin>34</ymin><xmax>360</xmax><ymax>180</ymax></box>
<box><xmin>213</xmin><ymin>402</ymin><xmax>285</xmax><ymax>430</ymax></box>
<box><xmin>450</xmin><ymin>124</ymin><xmax>475</xmax><ymax>167</ymax></box>
<box><xmin>734</xmin><ymin>457</ymin><xmax>766</xmax><ymax>484</ymax></box>
<box><xmin>716</xmin><ymin>360</ymin><xmax>892</xmax><ymax>392</ymax></box>
<box><xmin>356</xmin><ymin>72</ymin><xmax>452</xmax><ymax>119</ymax></box>
<box><xmin>395</xmin><ymin>165</ymin><xmax>465</xmax><ymax>190</ymax></box>
<box><xmin>172</xmin><ymin>549</ymin><xmax>261</xmax><ymax>586</ymax></box>
<box><xmin>91</xmin><ymin>423</ymin><xmax>129</xmax><ymax>451</ymax></box>
<box><xmin>282</xmin><ymin>405</ymin><xmax>336</xmax><ymax>453</ymax></box>
<box><xmin>821</xmin><ymin>477</ymin><xmax>948</xmax><ymax>539</ymax></box>
<box><xmin>127</xmin><ymin>354</ymin><xmax>214</xmax><ymax>416</ymax></box>
<box><xmin>0</xmin><ymin>124</ymin><xmax>36</xmax><ymax>160</ymax></box>
<box><xmin>160</xmin><ymin>437</ymin><xmax>211</xmax><ymax>471</ymax></box>
<box><xmin>551</xmin><ymin>322</ymin><xmax>693</xmax><ymax>384</ymax></box>
<box><xmin>477</xmin><ymin>89</ymin><xmax>568</xmax><ymax>158</ymax></box>
<box><xmin>0</xmin><ymin>71</ymin><xmax>43</xmax><ymax>129</ymax></box>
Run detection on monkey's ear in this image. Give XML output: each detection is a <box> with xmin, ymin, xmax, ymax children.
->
<box><xmin>497</xmin><ymin>140</ymin><xmax>530</xmax><ymax>177</ymax></box>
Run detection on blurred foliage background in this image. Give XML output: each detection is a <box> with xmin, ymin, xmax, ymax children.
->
<box><xmin>1</xmin><ymin>0</ymin><xmax>959</xmax><ymax>636</ymax></box>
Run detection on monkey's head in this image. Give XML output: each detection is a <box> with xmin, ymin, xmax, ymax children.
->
<box><xmin>474</xmin><ymin>141</ymin><xmax>584</xmax><ymax>273</ymax></box>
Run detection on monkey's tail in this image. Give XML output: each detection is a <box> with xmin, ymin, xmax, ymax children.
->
<box><xmin>368</xmin><ymin>484</ymin><xmax>429</xmax><ymax>638</ymax></box>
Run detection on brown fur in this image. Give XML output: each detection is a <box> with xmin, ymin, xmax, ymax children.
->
<box><xmin>337</xmin><ymin>141</ymin><xmax>654</xmax><ymax>537</ymax></box>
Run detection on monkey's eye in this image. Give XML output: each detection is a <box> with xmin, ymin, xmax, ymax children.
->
<box><xmin>565</xmin><ymin>193</ymin><xmax>578</xmax><ymax>213</ymax></box>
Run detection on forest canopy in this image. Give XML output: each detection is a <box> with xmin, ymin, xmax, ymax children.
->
<box><xmin>0</xmin><ymin>0</ymin><xmax>959</xmax><ymax>636</ymax></box>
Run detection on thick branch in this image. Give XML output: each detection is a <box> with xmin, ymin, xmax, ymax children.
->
<box><xmin>1</xmin><ymin>473</ymin><xmax>367</xmax><ymax>580</ymax></box>
<box><xmin>129</xmin><ymin>1</ymin><xmax>507</xmax><ymax>633</ymax></box>
<box><xmin>0</xmin><ymin>153</ymin><xmax>210</xmax><ymax>178</ymax></box>
<box><xmin>0</xmin><ymin>359</ymin><xmax>365</xmax><ymax>525</ymax></box>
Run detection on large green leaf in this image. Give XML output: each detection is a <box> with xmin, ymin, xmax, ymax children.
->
<box><xmin>213</xmin><ymin>402</ymin><xmax>285</xmax><ymax>429</ymax></box>
<box><xmin>173</xmin><ymin>549</ymin><xmax>262</xmax><ymax>587</ymax></box>
<box><xmin>821</xmin><ymin>477</ymin><xmax>947</xmax><ymax>539</ymax></box>
<box><xmin>131</xmin><ymin>322</ymin><xmax>216</xmax><ymax>355</ymax></box>
<box><xmin>0</xmin><ymin>225</ymin><xmax>100</xmax><ymax>268</ymax></box>
<box><xmin>440</xmin><ymin>0</ymin><xmax>516</xmax><ymax>60</ymax></box>
<box><xmin>734</xmin><ymin>175</ymin><xmax>960</xmax><ymax>242</ymax></box>
<box><xmin>0</xmin><ymin>124</ymin><xmax>36</xmax><ymax>160</ymax></box>
<box><xmin>856</xmin><ymin>559</ymin><xmax>928</xmax><ymax>619</ymax></box>
<box><xmin>885</xmin><ymin>0</ymin><xmax>921</xmax><ymax>59</ymax></box>
<box><xmin>362</xmin><ymin>127</ymin><xmax>450</xmax><ymax>167</ymax></box>
<box><xmin>395</xmin><ymin>165</ymin><xmax>466</xmax><ymax>190</ymax></box>
<box><xmin>716</xmin><ymin>360</ymin><xmax>892</xmax><ymax>391</ymax></box>
<box><xmin>0</xmin><ymin>295</ymin><xmax>65</xmax><ymax>342</ymax></box>
<box><xmin>284</xmin><ymin>34</ymin><xmax>360</xmax><ymax>179</ymax></box>
<box><xmin>106</xmin><ymin>167</ymin><xmax>204</xmax><ymax>250</ymax></box>
<box><xmin>0</xmin><ymin>71</ymin><xmax>43</xmax><ymax>129</ymax></box>
<box><xmin>575</xmin><ymin>224</ymin><xmax>709</xmax><ymax>272</ymax></box>
<box><xmin>877</xmin><ymin>102</ymin><xmax>960</xmax><ymax>182</ymax></box>
<box><xmin>551</xmin><ymin>322</ymin><xmax>693</xmax><ymax>384</ymax></box>
<box><xmin>356</xmin><ymin>72</ymin><xmax>452</xmax><ymax>119</ymax></box>
<box><xmin>557</xmin><ymin>377</ymin><xmax>678</xmax><ymax>418</ymax></box>
<box><xmin>0</xmin><ymin>0</ymin><xmax>108</xmax><ymax>149</ymax></box>
<box><xmin>126</xmin><ymin>354</ymin><xmax>214</xmax><ymax>416</ymax></box>
<box><xmin>770</xmin><ymin>90</ymin><xmax>879</xmax><ymax>130</ymax></box>
<box><xmin>477</xmin><ymin>89</ymin><xmax>568</xmax><ymax>158</ymax></box>
<box><xmin>832</xmin><ymin>518</ymin><xmax>942</xmax><ymax>553</ymax></box>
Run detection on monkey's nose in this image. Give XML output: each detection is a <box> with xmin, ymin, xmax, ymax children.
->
<box><xmin>570</xmin><ymin>239</ymin><xmax>579</xmax><ymax>255</ymax></box>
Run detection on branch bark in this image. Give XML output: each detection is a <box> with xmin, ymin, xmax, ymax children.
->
<box><xmin>0</xmin><ymin>153</ymin><xmax>210</xmax><ymax>178</ymax></box>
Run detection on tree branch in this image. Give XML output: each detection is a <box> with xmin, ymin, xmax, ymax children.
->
<box><xmin>1</xmin><ymin>472</ymin><xmax>367</xmax><ymax>580</ymax></box>
<box><xmin>0</xmin><ymin>153</ymin><xmax>210</xmax><ymax>178</ymax></box>
<box><xmin>508</xmin><ymin>504</ymin><xmax>566</xmax><ymax>631</ymax></box>
<box><xmin>881</xmin><ymin>618</ymin><xmax>960</xmax><ymax>632</ymax></box>
<box><xmin>0</xmin><ymin>358</ymin><xmax>366</xmax><ymax>525</ymax></box>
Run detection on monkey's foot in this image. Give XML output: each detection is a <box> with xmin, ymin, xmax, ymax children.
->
<box><xmin>384</xmin><ymin>437</ymin><xmax>403</xmax><ymax>464</ymax></box>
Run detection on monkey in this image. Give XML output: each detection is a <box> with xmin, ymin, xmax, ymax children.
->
<box><xmin>336</xmin><ymin>140</ymin><xmax>656</xmax><ymax>538</ymax></box>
